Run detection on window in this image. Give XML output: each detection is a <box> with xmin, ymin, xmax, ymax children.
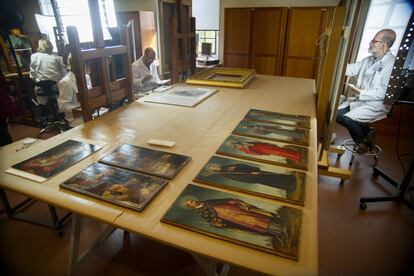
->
<box><xmin>38</xmin><ymin>0</ymin><xmax>117</xmax><ymax>43</ymax></box>
<box><xmin>196</xmin><ymin>30</ymin><xmax>219</xmax><ymax>56</ymax></box>
<box><xmin>356</xmin><ymin>0</ymin><xmax>413</xmax><ymax>61</ymax></box>
<box><xmin>193</xmin><ymin>0</ymin><xmax>219</xmax><ymax>58</ymax></box>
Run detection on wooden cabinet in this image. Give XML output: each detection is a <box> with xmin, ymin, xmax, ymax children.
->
<box><xmin>251</xmin><ymin>8</ymin><xmax>287</xmax><ymax>76</ymax></box>
<box><xmin>283</xmin><ymin>8</ymin><xmax>331</xmax><ymax>79</ymax></box>
<box><xmin>117</xmin><ymin>11</ymin><xmax>157</xmax><ymax>62</ymax></box>
<box><xmin>224</xmin><ymin>7</ymin><xmax>332</xmax><ymax>79</ymax></box>
<box><xmin>224</xmin><ymin>8</ymin><xmax>251</xmax><ymax>68</ymax></box>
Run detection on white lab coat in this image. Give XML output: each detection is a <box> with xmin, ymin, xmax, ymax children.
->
<box><xmin>30</xmin><ymin>52</ymin><xmax>66</xmax><ymax>84</ymax></box>
<box><xmin>58</xmin><ymin>71</ymin><xmax>92</xmax><ymax>122</ymax></box>
<box><xmin>131</xmin><ymin>56</ymin><xmax>161</xmax><ymax>92</ymax></box>
<box><xmin>342</xmin><ymin>51</ymin><xmax>395</xmax><ymax>123</ymax></box>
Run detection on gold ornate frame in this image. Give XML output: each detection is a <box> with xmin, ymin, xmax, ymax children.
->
<box><xmin>186</xmin><ymin>67</ymin><xmax>256</xmax><ymax>88</ymax></box>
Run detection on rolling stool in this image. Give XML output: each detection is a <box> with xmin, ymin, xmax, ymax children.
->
<box><xmin>342</xmin><ymin>139</ymin><xmax>382</xmax><ymax>168</ymax></box>
<box><xmin>35</xmin><ymin>80</ymin><xmax>71</xmax><ymax>135</ymax></box>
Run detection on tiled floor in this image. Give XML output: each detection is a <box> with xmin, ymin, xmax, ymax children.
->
<box><xmin>1</xmin><ymin>123</ymin><xmax>413</xmax><ymax>275</ymax></box>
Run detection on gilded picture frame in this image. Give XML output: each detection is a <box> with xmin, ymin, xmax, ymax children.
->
<box><xmin>186</xmin><ymin>67</ymin><xmax>256</xmax><ymax>88</ymax></box>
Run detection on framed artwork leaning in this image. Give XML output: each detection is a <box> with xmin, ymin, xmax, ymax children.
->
<box><xmin>60</xmin><ymin>163</ymin><xmax>168</xmax><ymax>212</ymax></box>
<box><xmin>186</xmin><ymin>67</ymin><xmax>256</xmax><ymax>88</ymax></box>
<box><xmin>216</xmin><ymin>135</ymin><xmax>308</xmax><ymax>170</ymax></box>
<box><xmin>7</xmin><ymin>139</ymin><xmax>103</xmax><ymax>182</ymax></box>
<box><xmin>7</xmin><ymin>35</ymin><xmax>33</xmax><ymax>71</ymax></box>
<box><xmin>99</xmin><ymin>144</ymin><xmax>191</xmax><ymax>179</ymax></box>
<box><xmin>244</xmin><ymin>109</ymin><xmax>311</xmax><ymax>129</ymax></box>
<box><xmin>144</xmin><ymin>86</ymin><xmax>218</xmax><ymax>107</ymax></box>
<box><xmin>161</xmin><ymin>184</ymin><xmax>302</xmax><ymax>260</ymax></box>
<box><xmin>194</xmin><ymin>156</ymin><xmax>306</xmax><ymax>205</ymax></box>
<box><xmin>233</xmin><ymin>120</ymin><xmax>309</xmax><ymax>146</ymax></box>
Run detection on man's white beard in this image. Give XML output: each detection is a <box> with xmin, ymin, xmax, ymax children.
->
<box><xmin>368</xmin><ymin>47</ymin><xmax>373</xmax><ymax>54</ymax></box>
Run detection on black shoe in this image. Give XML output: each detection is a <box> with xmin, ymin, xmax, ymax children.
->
<box><xmin>356</xmin><ymin>142</ymin><xmax>369</xmax><ymax>154</ymax></box>
<box><xmin>364</xmin><ymin>128</ymin><xmax>376</xmax><ymax>150</ymax></box>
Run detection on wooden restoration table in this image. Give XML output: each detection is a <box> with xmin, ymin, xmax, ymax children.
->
<box><xmin>0</xmin><ymin>75</ymin><xmax>318</xmax><ymax>275</ymax></box>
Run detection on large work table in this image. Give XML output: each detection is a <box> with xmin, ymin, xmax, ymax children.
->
<box><xmin>0</xmin><ymin>75</ymin><xmax>318</xmax><ymax>275</ymax></box>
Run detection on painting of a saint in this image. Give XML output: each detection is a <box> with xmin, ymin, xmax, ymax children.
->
<box><xmin>10</xmin><ymin>139</ymin><xmax>102</xmax><ymax>181</ymax></box>
<box><xmin>245</xmin><ymin>109</ymin><xmax>311</xmax><ymax>129</ymax></box>
<box><xmin>162</xmin><ymin>184</ymin><xmax>302</xmax><ymax>260</ymax></box>
<box><xmin>60</xmin><ymin>163</ymin><xmax>168</xmax><ymax>211</ymax></box>
<box><xmin>99</xmin><ymin>144</ymin><xmax>191</xmax><ymax>179</ymax></box>
<box><xmin>233</xmin><ymin>120</ymin><xmax>309</xmax><ymax>146</ymax></box>
<box><xmin>216</xmin><ymin>135</ymin><xmax>308</xmax><ymax>170</ymax></box>
<box><xmin>194</xmin><ymin>156</ymin><xmax>306</xmax><ymax>204</ymax></box>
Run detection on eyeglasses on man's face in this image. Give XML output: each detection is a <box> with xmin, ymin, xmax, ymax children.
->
<box><xmin>370</xmin><ymin>39</ymin><xmax>383</xmax><ymax>44</ymax></box>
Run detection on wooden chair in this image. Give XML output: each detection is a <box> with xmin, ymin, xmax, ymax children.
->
<box><xmin>66</xmin><ymin>0</ymin><xmax>134</xmax><ymax>122</ymax></box>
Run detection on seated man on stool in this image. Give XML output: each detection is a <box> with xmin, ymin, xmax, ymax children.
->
<box><xmin>58</xmin><ymin>54</ymin><xmax>92</xmax><ymax>126</ymax></box>
<box><xmin>30</xmin><ymin>38</ymin><xmax>66</xmax><ymax>104</ymax></box>
<box><xmin>131</xmin><ymin>47</ymin><xmax>162</xmax><ymax>94</ymax></box>
<box><xmin>336</xmin><ymin>29</ymin><xmax>396</xmax><ymax>154</ymax></box>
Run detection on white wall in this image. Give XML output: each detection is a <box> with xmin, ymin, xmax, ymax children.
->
<box><xmin>114</xmin><ymin>0</ymin><xmax>155</xmax><ymax>12</ymax></box>
<box><xmin>219</xmin><ymin>0</ymin><xmax>340</xmax><ymax>61</ymax></box>
<box><xmin>193</xmin><ymin>0</ymin><xmax>219</xmax><ymax>30</ymax></box>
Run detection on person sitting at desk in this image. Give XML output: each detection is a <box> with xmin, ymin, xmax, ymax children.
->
<box><xmin>29</xmin><ymin>38</ymin><xmax>66</xmax><ymax>104</ymax></box>
<box><xmin>131</xmin><ymin>47</ymin><xmax>162</xmax><ymax>93</ymax></box>
<box><xmin>336</xmin><ymin>29</ymin><xmax>396</xmax><ymax>154</ymax></box>
<box><xmin>58</xmin><ymin>55</ymin><xmax>92</xmax><ymax>126</ymax></box>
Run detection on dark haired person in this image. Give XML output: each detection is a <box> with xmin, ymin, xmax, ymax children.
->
<box><xmin>336</xmin><ymin>29</ymin><xmax>396</xmax><ymax>153</ymax></box>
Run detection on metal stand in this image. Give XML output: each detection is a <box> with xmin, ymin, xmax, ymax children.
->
<box><xmin>0</xmin><ymin>188</ymin><xmax>72</xmax><ymax>234</ymax></box>
<box><xmin>191</xmin><ymin>253</ymin><xmax>230</xmax><ymax>276</ymax></box>
<box><xmin>38</xmin><ymin>119</ymin><xmax>71</xmax><ymax>136</ymax></box>
<box><xmin>360</xmin><ymin>157</ymin><xmax>414</xmax><ymax>210</ymax></box>
<box><xmin>342</xmin><ymin>139</ymin><xmax>382</xmax><ymax>168</ymax></box>
<box><xmin>68</xmin><ymin>214</ymin><xmax>116</xmax><ymax>275</ymax></box>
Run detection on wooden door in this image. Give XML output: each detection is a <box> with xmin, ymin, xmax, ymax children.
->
<box><xmin>250</xmin><ymin>8</ymin><xmax>287</xmax><ymax>75</ymax></box>
<box><xmin>117</xmin><ymin>11</ymin><xmax>142</xmax><ymax>61</ymax></box>
<box><xmin>283</xmin><ymin>8</ymin><xmax>330</xmax><ymax>79</ymax></box>
<box><xmin>224</xmin><ymin>8</ymin><xmax>251</xmax><ymax>68</ymax></box>
<box><xmin>139</xmin><ymin>11</ymin><xmax>157</xmax><ymax>53</ymax></box>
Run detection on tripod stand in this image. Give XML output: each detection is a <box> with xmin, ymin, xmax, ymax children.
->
<box><xmin>360</xmin><ymin>156</ymin><xmax>414</xmax><ymax>210</ymax></box>
<box><xmin>360</xmin><ymin>100</ymin><xmax>414</xmax><ymax>210</ymax></box>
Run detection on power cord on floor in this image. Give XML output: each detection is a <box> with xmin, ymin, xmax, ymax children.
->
<box><xmin>395</xmin><ymin>104</ymin><xmax>414</xmax><ymax>202</ymax></box>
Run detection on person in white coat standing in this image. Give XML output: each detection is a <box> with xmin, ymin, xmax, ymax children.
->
<box><xmin>336</xmin><ymin>29</ymin><xmax>396</xmax><ymax>153</ymax></box>
<box><xmin>131</xmin><ymin>47</ymin><xmax>161</xmax><ymax>93</ymax></box>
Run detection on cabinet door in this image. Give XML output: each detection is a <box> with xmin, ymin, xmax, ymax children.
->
<box><xmin>251</xmin><ymin>8</ymin><xmax>287</xmax><ymax>75</ymax></box>
<box><xmin>224</xmin><ymin>8</ymin><xmax>251</xmax><ymax>68</ymax></box>
<box><xmin>283</xmin><ymin>8</ymin><xmax>330</xmax><ymax>79</ymax></box>
<box><xmin>117</xmin><ymin>11</ymin><xmax>142</xmax><ymax>61</ymax></box>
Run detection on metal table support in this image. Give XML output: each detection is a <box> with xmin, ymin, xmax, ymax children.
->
<box><xmin>0</xmin><ymin>188</ymin><xmax>72</xmax><ymax>234</ymax></box>
<box><xmin>68</xmin><ymin>213</ymin><xmax>116</xmax><ymax>275</ymax></box>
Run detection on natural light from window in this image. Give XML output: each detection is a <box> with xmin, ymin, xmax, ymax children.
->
<box><xmin>38</xmin><ymin>0</ymin><xmax>117</xmax><ymax>43</ymax></box>
<box><xmin>356</xmin><ymin>0</ymin><xmax>413</xmax><ymax>61</ymax></box>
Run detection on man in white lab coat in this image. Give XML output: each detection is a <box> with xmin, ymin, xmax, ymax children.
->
<box><xmin>58</xmin><ymin>56</ymin><xmax>92</xmax><ymax>126</ymax></box>
<box><xmin>131</xmin><ymin>47</ymin><xmax>161</xmax><ymax>93</ymax></box>
<box><xmin>336</xmin><ymin>29</ymin><xmax>396</xmax><ymax>153</ymax></box>
<box><xmin>30</xmin><ymin>39</ymin><xmax>66</xmax><ymax>104</ymax></box>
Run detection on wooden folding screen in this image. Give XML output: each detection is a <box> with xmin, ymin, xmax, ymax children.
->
<box><xmin>169</xmin><ymin>0</ymin><xmax>196</xmax><ymax>83</ymax></box>
<box><xmin>67</xmin><ymin>0</ymin><xmax>133</xmax><ymax>122</ymax></box>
